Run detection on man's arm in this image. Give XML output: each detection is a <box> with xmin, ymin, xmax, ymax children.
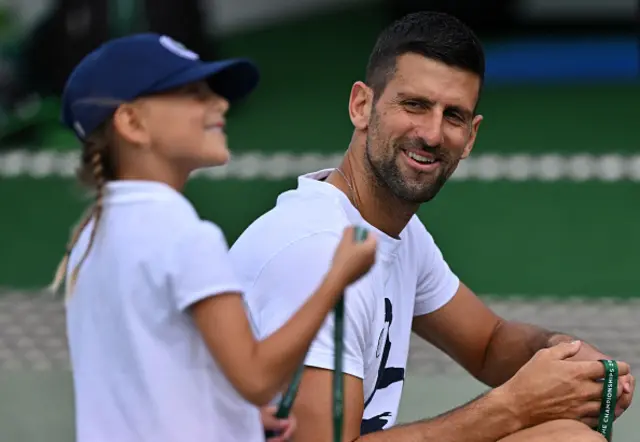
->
<box><xmin>410</xmin><ymin>224</ymin><xmax>634</xmax><ymax>416</ymax></box>
<box><xmin>292</xmin><ymin>340</ymin><xmax>632</xmax><ymax>442</ymax></box>
<box><xmin>412</xmin><ymin>283</ymin><xmax>599</xmax><ymax>387</ymax></box>
<box><xmin>291</xmin><ymin>366</ymin><xmax>523</xmax><ymax>442</ymax></box>
<box><xmin>291</xmin><ymin>368</ymin><xmax>365</xmax><ymax>442</ymax></box>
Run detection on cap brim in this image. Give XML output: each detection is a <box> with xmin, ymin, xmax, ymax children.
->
<box><xmin>149</xmin><ymin>58</ymin><xmax>260</xmax><ymax>102</ymax></box>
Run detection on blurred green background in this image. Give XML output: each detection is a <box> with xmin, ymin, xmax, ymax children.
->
<box><xmin>1</xmin><ymin>6</ymin><xmax>639</xmax><ymax>295</ymax></box>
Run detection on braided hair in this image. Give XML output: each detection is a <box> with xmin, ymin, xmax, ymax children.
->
<box><xmin>49</xmin><ymin>121</ymin><xmax>116</xmax><ymax>300</ymax></box>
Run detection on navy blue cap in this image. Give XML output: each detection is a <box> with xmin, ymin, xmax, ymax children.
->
<box><xmin>61</xmin><ymin>33</ymin><xmax>260</xmax><ymax>139</ymax></box>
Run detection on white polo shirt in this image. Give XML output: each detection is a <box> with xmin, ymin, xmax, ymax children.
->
<box><xmin>65</xmin><ymin>180</ymin><xmax>263</xmax><ymax>442</ymax></box>
<box><xmin>229</xmin><ymin>169</ymin><xmax>460</xmax><ymax>434</ymax></box>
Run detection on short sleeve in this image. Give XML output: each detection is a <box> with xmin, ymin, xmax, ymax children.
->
<box><xmin>413</xmin><ymin>225</ymin><xmax>460</xmax><ymax>317</ymax></box>
<box><xmin>244</xmin><ymin>232</ymin><xmax>370</xmax><ymax>380</ymax></box>
<box><xmin>168</xmin><ymin>221</ymin><xmax>244</xmax><ymax>311</ymax></box>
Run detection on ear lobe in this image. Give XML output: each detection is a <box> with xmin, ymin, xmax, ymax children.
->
<box><xmin>348</xmin><ymin>81</ymin><xmax>373</xmax><ymax>131</ymax></box>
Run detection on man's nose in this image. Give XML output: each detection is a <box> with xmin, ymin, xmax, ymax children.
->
<box><xmin>416</xmin><ymin>111</ymin><xmax>444</xmax><ymax>147</ymax></box>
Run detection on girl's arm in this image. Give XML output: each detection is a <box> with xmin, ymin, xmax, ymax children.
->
<box><xmin>191</xmin><ymin>269</ymin><xmax>342</xmax><ymax>405</ymax></box>
<box><xmin>190</xmin><ymin>226</ymin><xmax>376</xmax><ymax>406</ymax></box>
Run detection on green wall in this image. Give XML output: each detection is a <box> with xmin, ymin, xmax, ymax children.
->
<box><xmin>1</xmin><ymin>8</ymin><xmax>638</xmax><ymax>296</ymax></box>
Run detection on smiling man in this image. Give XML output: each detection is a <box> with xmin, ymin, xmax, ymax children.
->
<box><xmin>229</xmin><ymin>11</ymin><xmax>634</xmax><ymax>442</ymax></box>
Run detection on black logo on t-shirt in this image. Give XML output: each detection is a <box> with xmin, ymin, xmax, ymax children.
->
<box><xmin>360</xmin><ymin>298</ymin><xmax>405</xmax><ymax>435</ymax></box>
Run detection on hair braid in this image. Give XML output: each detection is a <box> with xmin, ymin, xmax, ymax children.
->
<box><xmin>49</xmin><ymin>127</ymin><xmax>112</xmax><ymax>300</ymax></box>
<box><xmin>48</xmin><ymin>207</ymin><xmax>95</xmax><ymax>296</ymax></box>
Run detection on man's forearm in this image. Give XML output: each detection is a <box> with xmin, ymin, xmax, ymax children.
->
<box><xmin>357</xmin><ymin>387</ymin><xmax>522</xmax><ymax>442</ymax></box>
<box><xmin>477</xmin><ymin>321</ymin><xmax>574</xmax><ymax>387</ymax></box>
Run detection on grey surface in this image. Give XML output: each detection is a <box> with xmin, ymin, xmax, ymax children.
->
<box><xmin>1</xmin><ymin>292</ymin><xmax>638</xmax><ymax>372</ymax></box>
<box><xmin>0</xmin><ymin>292</ymin><xmax>638</xmax><ymax>442</ymax></box>
<box><xmin>0</xmin><ymin>293</ymin><xmax>69</xmax><ymax>371</ymax></box>
<box><xmin>408</xmin><ymin>296</ymin><xmax>640</xmax><ymax>375</ymax></box>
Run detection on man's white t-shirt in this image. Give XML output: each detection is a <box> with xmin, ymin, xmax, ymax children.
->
<box><xmin>65</xmin><ymin>181</ymin><xmax>263</xmax><ymax>442</ymax></box>
<box><xmin>229</xmin><ymin>169</ymin><xmax>460</xmax><ymax>434</ymax></box>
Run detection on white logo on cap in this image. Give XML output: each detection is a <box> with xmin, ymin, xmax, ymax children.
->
<box><xmin>73</xmin><ymin>121</ymin><xmax>86</xmax><ymax>138</ymax></box>
<box><xmin>159</xmin><ymin>35</ymin><xmax>199</xmax><ymax>60</ymax></box>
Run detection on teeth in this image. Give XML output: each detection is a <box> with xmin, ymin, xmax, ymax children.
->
<box><xmin>407</xmin><ymin>151</ymin><xmax>435</xmax><ymax>164</ymax></box>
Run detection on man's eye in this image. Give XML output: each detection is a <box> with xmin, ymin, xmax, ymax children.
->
<box><xmin>404</xmin><ymin>101</ymin><xmax>424</xmax><ymax>110</ymax></box>
<box><xmin>444</xmin><ymin>110</ymin><xmax>467</xmax><ymax>124</ymax></box>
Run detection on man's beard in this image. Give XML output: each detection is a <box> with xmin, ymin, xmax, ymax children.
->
<box><xmin>365</xmin><ymin>134</ymin><xmax>459</xmax><ymax>204</ymax></box>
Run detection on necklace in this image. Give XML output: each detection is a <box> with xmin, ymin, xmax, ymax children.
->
<box><xmin>334</xmin><ymin>167</ymin><xmax>359</xmax><ymax>210</ymax></box>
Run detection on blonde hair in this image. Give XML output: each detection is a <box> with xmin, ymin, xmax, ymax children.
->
<box><xmin>49</xmin><ymin>121</ymin><xmax>116</xmax><ymax>300</ymax></box>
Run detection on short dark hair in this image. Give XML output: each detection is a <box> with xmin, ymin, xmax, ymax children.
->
<box><xmin>365</xmin><ymin>11</ymin><xmax>485</xmax><ymax>99</ymax></box>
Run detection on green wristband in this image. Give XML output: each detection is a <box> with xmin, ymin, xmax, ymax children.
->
<box><xmin>597</xmin><ymin>359</ymin><xmax>618</xmax><ymax>441</ymax></box>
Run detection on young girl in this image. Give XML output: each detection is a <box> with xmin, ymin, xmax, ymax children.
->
<box><xmin>50</xmin><ymin>33</ymin><xmax>377</xmax><ymax>442</ymax></box>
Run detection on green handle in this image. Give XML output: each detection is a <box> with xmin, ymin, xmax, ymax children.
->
<box><xmin>353</xmin><ymin>226</ymin><xmax>368</xmax><ymax>243</ymax></box>
<box><xmin>269</xmin><ymin>226</ymin><xmax>369</xmax><ymax>442</ymax></box>
<box><xmin>333</xmin><ymin>226</ymin><xmax>367</xmax><ymax>441</ymax></box>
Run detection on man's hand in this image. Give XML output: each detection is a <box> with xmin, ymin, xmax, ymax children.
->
<box><xmin>262</xmin><ymin>405</ymin><xmax>296</xmax><ymax>442</ymax></box>
<box><xmin>501</xmin><ymin>341</ymin><xmax>631</xmax><ymax>429</ymax></box>
<box><xmin>563</xmin><ymin>340</ymin><xmax>635</xmax><ymax>421</ymax></box>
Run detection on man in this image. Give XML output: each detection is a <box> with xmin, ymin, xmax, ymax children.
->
<box><xmin>229</xmin><ymin>11</ymin><xmax>635</xmax><ymax>442</ymax></box>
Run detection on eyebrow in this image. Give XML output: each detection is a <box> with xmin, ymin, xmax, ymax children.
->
<box><xmin>396</xmin><ymin>92</ymin><xmax>474</xmax><ymax>119</ymax></box>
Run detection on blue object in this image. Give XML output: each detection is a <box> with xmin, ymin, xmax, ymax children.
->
<box><xmin>61</xmin><ymin>33</ymin><xmax>259</xmax><ymax>140</ymax></box>
<box><xmin>485</xmin><ymin>38</ymin><xmax>639</xmax><ymax>84</ymax></box>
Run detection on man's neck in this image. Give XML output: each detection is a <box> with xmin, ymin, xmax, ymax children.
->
<box><xmin>327</xmin><ymin>143</ymin><xmax>419</xmax><ymax>239</ymax></box>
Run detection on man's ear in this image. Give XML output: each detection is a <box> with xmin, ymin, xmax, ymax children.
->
<box><xmin>461</xmin><ymin>114</ymin><xmax>483</xmax><ymax>159</ymax></box>
<box><xmin>349</xmin><ymin>81</ymin><xmax>373</xmax><ymax>131</ymax></box>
